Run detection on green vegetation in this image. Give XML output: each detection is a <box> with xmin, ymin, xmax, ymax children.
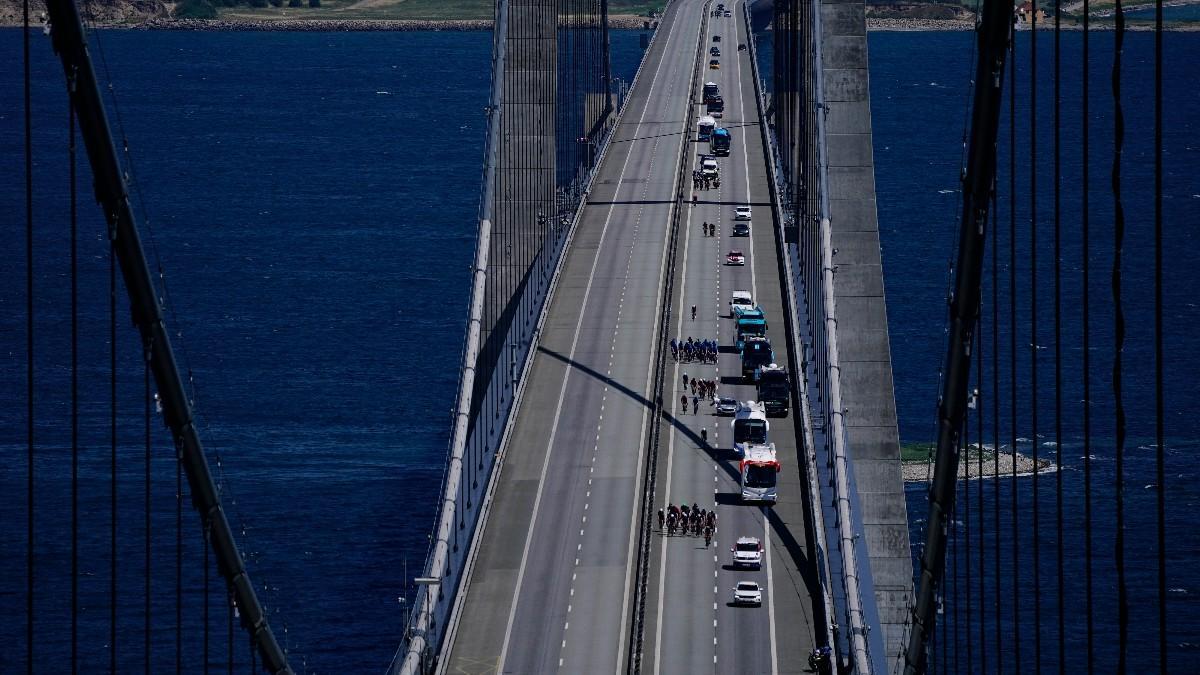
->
<box><xmin>205</xmin><ymin>0</ymin><xmax>666</xmax><ymax>22</ymax></box>
<box><xmin>900</xmin><ymin>442</ymin><xmax>935</xmax><ymax>463</ymax></box>
<box><xmin>175</xmin><ymin>0</ymin><xmax>218</xmax><ymax>18</ymax></box>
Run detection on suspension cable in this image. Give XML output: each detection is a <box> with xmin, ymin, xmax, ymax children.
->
<box><xmin>110</xmin><ymin>227</ymin><xmax>118</xmax><ymax>674</ymax></box>
<box><xmin>1082</xmin><ymin>1</ymin><xmax>1095</xmax><ymax>667</ymax></box>
<box><xmin>1111</xmin><ymin>0</ymin><xmax>1129</xmax><ymax>668</ymax></box>
<box><xmin>1008</xmin><ymin>28</ymin><xmax>1021</xmax><ymax>671</ymax></box>
<box><xmin>976</xmin><ymin>298</ymin><xmax>986</xmax><ymax>673</ymax></box>
<box><xmin>1029</xmin><ymin>6</ymin><xmax>1042</xmax><ymax>666</ymax></box>
<box><xmin>24</xmin><ymin>0</ymin><xmax>35</xmax><ymax>668</ymax></box>
<box><xmin>1053</xmin><ymin>0</ymin><xmax>1065</xmax><ymax>670</ymax></box>
<box><xmin>177</xmin><ymin>456</ymin><xmax>183</xmax><ymax>672</ymax></box>
<box><xmin>992</xmin><ymin>188</ymin><xmax>1001</xmax><ymax>675</ymax></box>
<box><xmin>1153</xmin><ymin>0</ymin><xmax>1167</xmax><ymax>668</ymax></box>
<box><xmin>964</xmin><ymin>357</ymin><xmax>973</xmax><ymax>671</ymax></box>
<box><xmin>70</xmin><ymin>62</ymin><xmax>80</xmax><ymax>675</ymax></box>
<box><xmin>145</xmin><ymin>346</ymin><xmax>153</xmax><ymax>673</ymax></box>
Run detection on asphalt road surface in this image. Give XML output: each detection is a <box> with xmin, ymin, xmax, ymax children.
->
<box><xmin>640</xmin><ymin>3</ymin><xmax>818</xmax><ymax>674</ymax></box>
<box><xmin>441</xmin><ymin>2</ymin><xmax>819</xmax><ymax>672</ymax></box>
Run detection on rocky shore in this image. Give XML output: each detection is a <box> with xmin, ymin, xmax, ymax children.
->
<box><xmin>0</xmin><ymin>11</ymin><xmax>653</xmax><ymax>30</ymax></box>
<box><xmin>902</xmin><ymin>447</ymin><xmax>1058</xmax><ymax>483</ymax></box>
<box><xmin>867</xmin><ymin>17</ymin><xmax>974</xmax><ymax>30</ymax></box>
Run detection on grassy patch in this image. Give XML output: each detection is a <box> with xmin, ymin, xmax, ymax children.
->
<box><xmin>176</xmin><ymin>0</ymin><xmax>219</xmax><ymax>18</ymax></box>
<box><xmin>900</xmin><ymin>442</ymin><xmax>934</xmax><ymax>463</ymax></box>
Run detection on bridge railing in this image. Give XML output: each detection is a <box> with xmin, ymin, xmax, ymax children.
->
<box><xmin>390</xmin><ymin>5</ymin><xmax>661</xmax><ymax>671</ymax></box>
<box><xmin>742</xmin><ymin>0</ymin><xmax>838</xmax><ymax>660</ymax></box>
<box><xmin>753</xmin><ymin>0</ymin><xmax>886</xmax><ymax>672</ymax></box>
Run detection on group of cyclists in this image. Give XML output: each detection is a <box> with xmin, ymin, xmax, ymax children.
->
<box><xmin>670</xmin><ymin>336</ymin><xmax>717</xmax><ymax>363</ymax></box>
<box><xmin>658</xmin><ymin>502</ymin><xmax>718</xmax><ymax>546</ymax></box>
<box><xmin>691</xmin><ymin>171</ymin><xmax>720</xmax><ymax>191</ymax></box>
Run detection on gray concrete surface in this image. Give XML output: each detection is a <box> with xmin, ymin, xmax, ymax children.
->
<box><xmin>640</xmin><ymin>3</ymin><xmax>819</xmax><ymax>674</ymax></box>
<box><xmin>442</xmin><ymin>1</ymin><xmax>707</xmax><ymax>672</ymax></box>
<box><xmin>819</xmin><ymin>0</ymin><xmax>913</xmax><ymax>664</ymax></box>
<box><xmin>443</xmin><ymin>2</ymin><xmax>832</xmax><ymax>672</ymax></box>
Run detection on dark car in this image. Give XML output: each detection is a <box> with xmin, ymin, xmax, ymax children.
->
<box><xmin>732</xmin><ymin>222</ymin><xmax>750</xmax><ymax>237</ymax></box>
<box><xmin>713</xmin><ymin>34</ymin><xmax>721</xmax><ymax>42</ymax></box>
<box><xmin>710</xmin><ymin>47</ymin><xmax>721</xmax><ymax>57</ymax></box>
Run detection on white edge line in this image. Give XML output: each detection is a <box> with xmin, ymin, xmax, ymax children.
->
<box><xmin>649</xmin><ymin>2</ymin><xmax>711</xmax><ymax>672</ymax></box>
<box><xmin>497</xmin><ymin>7</ymin><xmax>684</xmax><ymax>672</ymax></box>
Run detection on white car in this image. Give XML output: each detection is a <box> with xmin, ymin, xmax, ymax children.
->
<box><xmin>726</xmin><ymin>250</ymin><xmax>745</xmax><ymax>266</ymax></box>
<box><xmin>730</xmin><ymin>289</ymin><xmax>753</xmax><ymax>314</ymax></box>
<box><xmin>732</xmin><ymin>536</ymin><xmax>763</xmax><ymax>569</ymax></box>
<box><xmin>734</xmin><ymin>206</ymin><xmax>752</xmax><ymax>220</ymax></box>
<box><xmin>701</xmin><ymin>157</ymin><xmax>719</xmax><ymax>178</ymax></box>
<box><xmin>713</xmin><ymin>396</ymin><xmax>739</xmax><ymax>416</ymax></box>
<box><xmin>732</xmin><ymin>580</ymin><xmax>763</xmax><ymax>606</ymax></box>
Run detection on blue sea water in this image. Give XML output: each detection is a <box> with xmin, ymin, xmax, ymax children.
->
<box><xmin>870</xmin><ymin>31</ymin><xmax>1200</xmax><ymax>671</ymax></box>
<box><xmin>0</xmin><ymin>28</ymin><xmax>646</xmax><ymax>672</ymax></box>
<box><xmin>0</xmin><ymin>23</ymin><xmax>1197</xmax><ymax>673</ymax></box>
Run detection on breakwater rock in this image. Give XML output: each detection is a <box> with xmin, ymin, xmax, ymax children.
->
<box><xmin>867</xmin><ymin>18</ymin><xmax>974</xmax><ymax>31</ymax></box>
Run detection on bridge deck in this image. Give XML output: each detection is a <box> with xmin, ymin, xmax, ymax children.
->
<box><xmin>639</xmin><ymin>3</ymin><xmax>819</xmax><ymax>674</ymax></box>
<box><xmin>441</xmin><ymin>1</ymin><xmax>819</xmax><ymax>672</ymax></box>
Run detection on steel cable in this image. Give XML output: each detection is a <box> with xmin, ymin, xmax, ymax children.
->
<box><xmin>176</xmin><ymin>459</ymin><xmax>183</xmax><ymax>672</ymax></box>
<box><xmin>145</xmin><ymin>349</ymin><xmax>153</xmax><ymax>673</ymax></box>
<box><xmin>991</xmin><ymin>186</ymin><xmax>1001</xmax><ymax>675</ymax></box>
<box><xmin>976</xmin><ymin>300</ymin><xmax>986</xmax><ymax>673</ymax></box>
<box><xmin>70</xmin><ymin>70</ymin><xmax>80</xmax><ymax>675</ymax></box>
<box><xmin>964</xmin><ymin>348</ymin><xmax>973</xmax><ymax>672</ymax></box>
<box><xmin>24</xmin><ymin>0</ymin><xmax>35</xmax><ymax>668</ymax></box>
<box><xmin>1081</xmin><ymin>2</ymin><xmax>1095</xmax><ymax>666</ymax></box>
<box><xmin>1110</xmin><ymin>0</ymin><xmax>1129</xmax><ymax>668</ymax></box>
<box><xmin>1008</xmin><ymin>28</ymin><xmax>1021</xmax><ymax>672</ymax></box>
<box><xmin>1029</xmin><ymin>8</ymin><xmax>1042</xmax><ymax>668</ymax></box>
<box><xmin>1153</xmin><ymin>0</ymin><xmax>1167</xmax><ymax>668</ymax></box>
<box><xmin>1053</xmin><ymin>1</ymin><xmax>1065</xmax><ymax>671</ymax></box>
<box><xmin>111</xmin><ymin>232</ymin><xmax>118</xmax><ymax>674</ymax></box>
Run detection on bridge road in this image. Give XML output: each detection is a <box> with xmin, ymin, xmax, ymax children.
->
<box><xmin>441</xmin><ymin>1</ymin><xmax>708</xmax><ymax>672</ymax></box>
<box><xmin>641</xmin><ymin>2</ymin><xmax>819</xmax><ymax>672</ymax></box>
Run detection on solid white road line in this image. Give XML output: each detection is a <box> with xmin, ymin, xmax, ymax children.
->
<box><xmin>496</xmin><ymin>9</ymin><xmax>686</xmax><ymax>670</ymax></box>
<box><xmin>618</xmin><ymin>4</ymin><xmax>707</xmax><ymax>672</ymax></box>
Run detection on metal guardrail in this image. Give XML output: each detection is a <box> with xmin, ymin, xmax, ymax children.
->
<box><xmin>808</xmin><ymin>0</ymin><xmax>876</xmax><ymax>668</ymax></box>
<box><xmin>627</xmin><ymin>1</ymin><xmax>710</xmax><ymax>670</ymax></box>
<box><xmin>391</xmin><ymin>6</ymin><xmax>669</xmax><ymax>671</ymax></box>
<box><xmin>741</xmin><ymin>0</ymin><xmax>838</xmax><ymax>663</ymax></box>
<box><xmin>746</xmin><ymin>0</ymin><xmax>880</xmax><ymax>671</ymax></box>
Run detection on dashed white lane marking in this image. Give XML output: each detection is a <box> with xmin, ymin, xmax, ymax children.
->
<box><xmin>500</xmin><ymin>20</ymin><xmax>678</xmax><ymax>663</ymax></box>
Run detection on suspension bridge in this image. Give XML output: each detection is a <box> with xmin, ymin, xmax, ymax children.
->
<box><xmin>4</xmin><ymin>0</ymin><xmax>1183</xmax><ymax>672</ymax></box>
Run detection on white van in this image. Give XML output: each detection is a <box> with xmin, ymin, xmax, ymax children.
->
<box><xmin>698</xmin><ymin>115</ymin><xmax>716</xmax><ymax>141</ymax></box>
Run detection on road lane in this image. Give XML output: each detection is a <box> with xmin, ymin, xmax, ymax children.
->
<box><xmin>442</xmin><ymin>1</ymin><xmax>708</xmax><ymax>673</ymax></box>
<box><xmin>647</xmin><ymin>3</ymin><xmax>818</xmax><ymax>673</ymax></box>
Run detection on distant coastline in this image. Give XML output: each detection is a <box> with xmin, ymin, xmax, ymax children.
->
<box><xmin>0</xmin><ymin>14</ymin><xmax>655</xmax><ymax>30</ymax></box>
<box><xmin>901</xmin><ymin>442</ymin><xmax>1059</xmax><ymax>483</ymax></box>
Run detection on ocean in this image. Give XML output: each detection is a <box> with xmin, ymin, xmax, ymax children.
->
<box><xmin>0</xmin><ymin>24</ymin><xmax>1196</xmax><ymax>672</ymax></box>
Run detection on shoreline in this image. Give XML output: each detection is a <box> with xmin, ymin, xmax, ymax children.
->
<box><xmin>0</xmin><ymin>14</ymin><xmax>655</xmax><ymax>30</ymax></box>
<box><xmin>5</xmin><ymin>15</ymin><xmax>1197</xmax><ymax>30</ymax></box>
<box><xmin>867</xmin><ymin>17</ymin><xmax>1200</xmax><ymax>30</ymax></box>
<box><xmin>902</xmin><ymin>447</ymin><xmax>1058</xmax><ymax>483</ymax></box>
